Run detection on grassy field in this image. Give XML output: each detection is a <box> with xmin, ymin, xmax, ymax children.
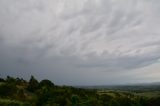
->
<box><xmin>98</xmin><ymin>89</ymin><xmax>160</xmax><ymax>99</ymax></box>
<box><xmin>134</xmin><ymin>91</ymin><xmax>160</xmax><ymax>98</ymax></box>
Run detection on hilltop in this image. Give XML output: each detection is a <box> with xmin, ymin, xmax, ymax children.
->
<box><xmin>0</xmin><ymin>76</ymin><xmax>160</xmax><ymax>106</ymax></box>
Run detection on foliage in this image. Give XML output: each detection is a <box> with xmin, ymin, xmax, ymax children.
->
<box><xmin>0</xmin><ymin>75</ymin><xmax>160</xmax><ymax>106</ymax></box>
<box><xmin>27</xmin><ymin>75</ymin><xmax>39</xmax><ymax>92</ymax></box>
<box><xmin>39</xmin><ymin>79</ymin><xmax>54</xmax><ymax>88</ymax></box>
<box><xmin>0</xmin><ymin>78</ymin><xmax>5</xmax><ymax>82</ymax></box>
<box><xmin>0</xmin><ymin>99</ymin><xmax>29</xmax><ymax>106</ymax></box>
<box><xmin>0</xmin><ymin>83</ymin><xmax>17</xmax><ymax>97</ymax></box>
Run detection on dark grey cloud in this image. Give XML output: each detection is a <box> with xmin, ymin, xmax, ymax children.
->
<box><xmin>0</xmin><ymin>0</ymin><xmax>160</xmax><ymax>85</ymax></box>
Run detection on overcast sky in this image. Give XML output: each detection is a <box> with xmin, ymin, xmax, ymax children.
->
<box><xmin>0</xmin><ymin>0</ymin><xmax>160</xmax><ymax>85</ymax></box>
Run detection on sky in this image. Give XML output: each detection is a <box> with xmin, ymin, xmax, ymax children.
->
<box><xmin>0</xmin><ymin>0</ymin><xmax>160</xmax><ymax>85</ymax></box>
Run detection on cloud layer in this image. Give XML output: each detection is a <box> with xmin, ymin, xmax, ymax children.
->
<box><xmin>0</xmin><ymin>0</ymin><xmax>160</xmax><ymax>85</ymax></box>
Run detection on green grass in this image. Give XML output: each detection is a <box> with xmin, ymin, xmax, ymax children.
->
<box><xmin>0</xmin><ymin>98</ymin><xmax>30</xmax><ymax>106</ymax></box>
<box><xmin>0</xmin><ymin>99</ymin><xmax>23</xmax><ymax>105</ymax></box>
<box><xmin>134</xmin><ymin>91</ymin><xmax>160</xmax><ymax>98</ymax></box>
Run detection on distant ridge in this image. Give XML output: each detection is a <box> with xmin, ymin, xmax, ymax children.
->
<box><xmin>75</xmin><ymin>82</ymin><xmax>160</xmax><ymax>91</ymax></box>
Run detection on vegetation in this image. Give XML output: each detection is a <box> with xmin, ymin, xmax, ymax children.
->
<box><xmin>0</xmin><ymin>76</ymin><xmax>160</xmax><ymax>106</ymax></box>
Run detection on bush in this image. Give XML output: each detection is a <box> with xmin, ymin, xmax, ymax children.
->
<box><xmin>0</xmin><ymin>83</ymin><xmax>17</xmax><ymax>97</ymax></box>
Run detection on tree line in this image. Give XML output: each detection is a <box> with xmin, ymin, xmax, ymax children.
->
<box><xmin>0</xmin><ymin>75</ymin><xmax>160</xmax><ymax>106</ymax></box>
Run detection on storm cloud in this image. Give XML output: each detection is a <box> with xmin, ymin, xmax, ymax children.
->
<box><xmin>0</xmin><ymin>0</ymin><xmax>160</xmax><ymax>85</ymax></box>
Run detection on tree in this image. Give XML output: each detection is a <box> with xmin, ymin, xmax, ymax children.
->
<box><xmin>148</xmin><ymin>97</ymin><xmax>160</xmax><ymax>106</ymax></box>
<box><xmin>15</xmin><ymin>77</ymin><xmax>28</xmax><ymax>87</ymax></box>
<box><xmin>27</xmin><ymin>75</ymin><xmax>39</xmax><ymax>92</ymax></box>
<box><xmin>0</xmin><ymin>78</ymin><xmax>5</xmax><ymax>82</ymax></box>
<box><xmin>0</xmin><ymin>83</ymin><xmax>17</xmax><ymax>97</ymax></box>
<box><xmin>39</xmin><ymin>79</ymin><xmax>54</xmax><ymax>88</ymax></box>
<box><xmin>6</xmin><ymin>76</ymin><xmax>16</xmax><ymax>84</ymax></box>
<box><xmin>0</xmin><ymin>75</ymin><xmax>5</xmax><ymax>82</ymax></box>
<box><xmin>100</xmin><ymin>94</ymin><xmax>112</xmax><ymax>106</ymax></box>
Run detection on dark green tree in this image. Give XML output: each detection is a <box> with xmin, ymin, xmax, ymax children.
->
<box><xmin>27</xmin><ymin>75</ymin><xmax>39</xmax><ymax>92</ymax></box>
<box><xmin>0</xmin><ymin>78</ymin><xmax>5</xmax><ymax>82</ymax></box>
<box><xmin>6</xmin><ymin>76</ymin><xmax>16</xmax><ymax>84</ymax></box>
<box><xmin>0</xmin><ymin>83</ymin><xmax>17</xmax><ymax>97</ymax></box>
<box><xmin>39</xmin><ymin>79</ymin><xmax>54</xmax><ymax>88</ymax></box>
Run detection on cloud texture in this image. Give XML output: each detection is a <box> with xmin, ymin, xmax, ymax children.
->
<box><xmin>0</xmin><ymin>0</ymin><xmax>160</xmax><ymax>85</ymax></box>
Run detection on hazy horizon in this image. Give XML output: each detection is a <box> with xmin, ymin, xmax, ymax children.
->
<box><xmin>1</xmin><ymin>0</ymin><xmax>160</xmax><ymax>85</ymax></box>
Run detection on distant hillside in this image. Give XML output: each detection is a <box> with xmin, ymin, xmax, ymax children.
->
<box><xmin>76</xmin><ymin>82</ymin><xmax>160</xmax><ymax>91</ymax></box>
<box><xmin>0</xmin><ymin>76</ymin><xmax>160</xmax><ymax>106</ymax></box>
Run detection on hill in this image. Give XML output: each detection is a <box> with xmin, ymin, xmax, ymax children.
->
<box><xmin>0</xmin><ymin>76</ymin><xmax>160</xmax><ymax>106</ymax></box>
